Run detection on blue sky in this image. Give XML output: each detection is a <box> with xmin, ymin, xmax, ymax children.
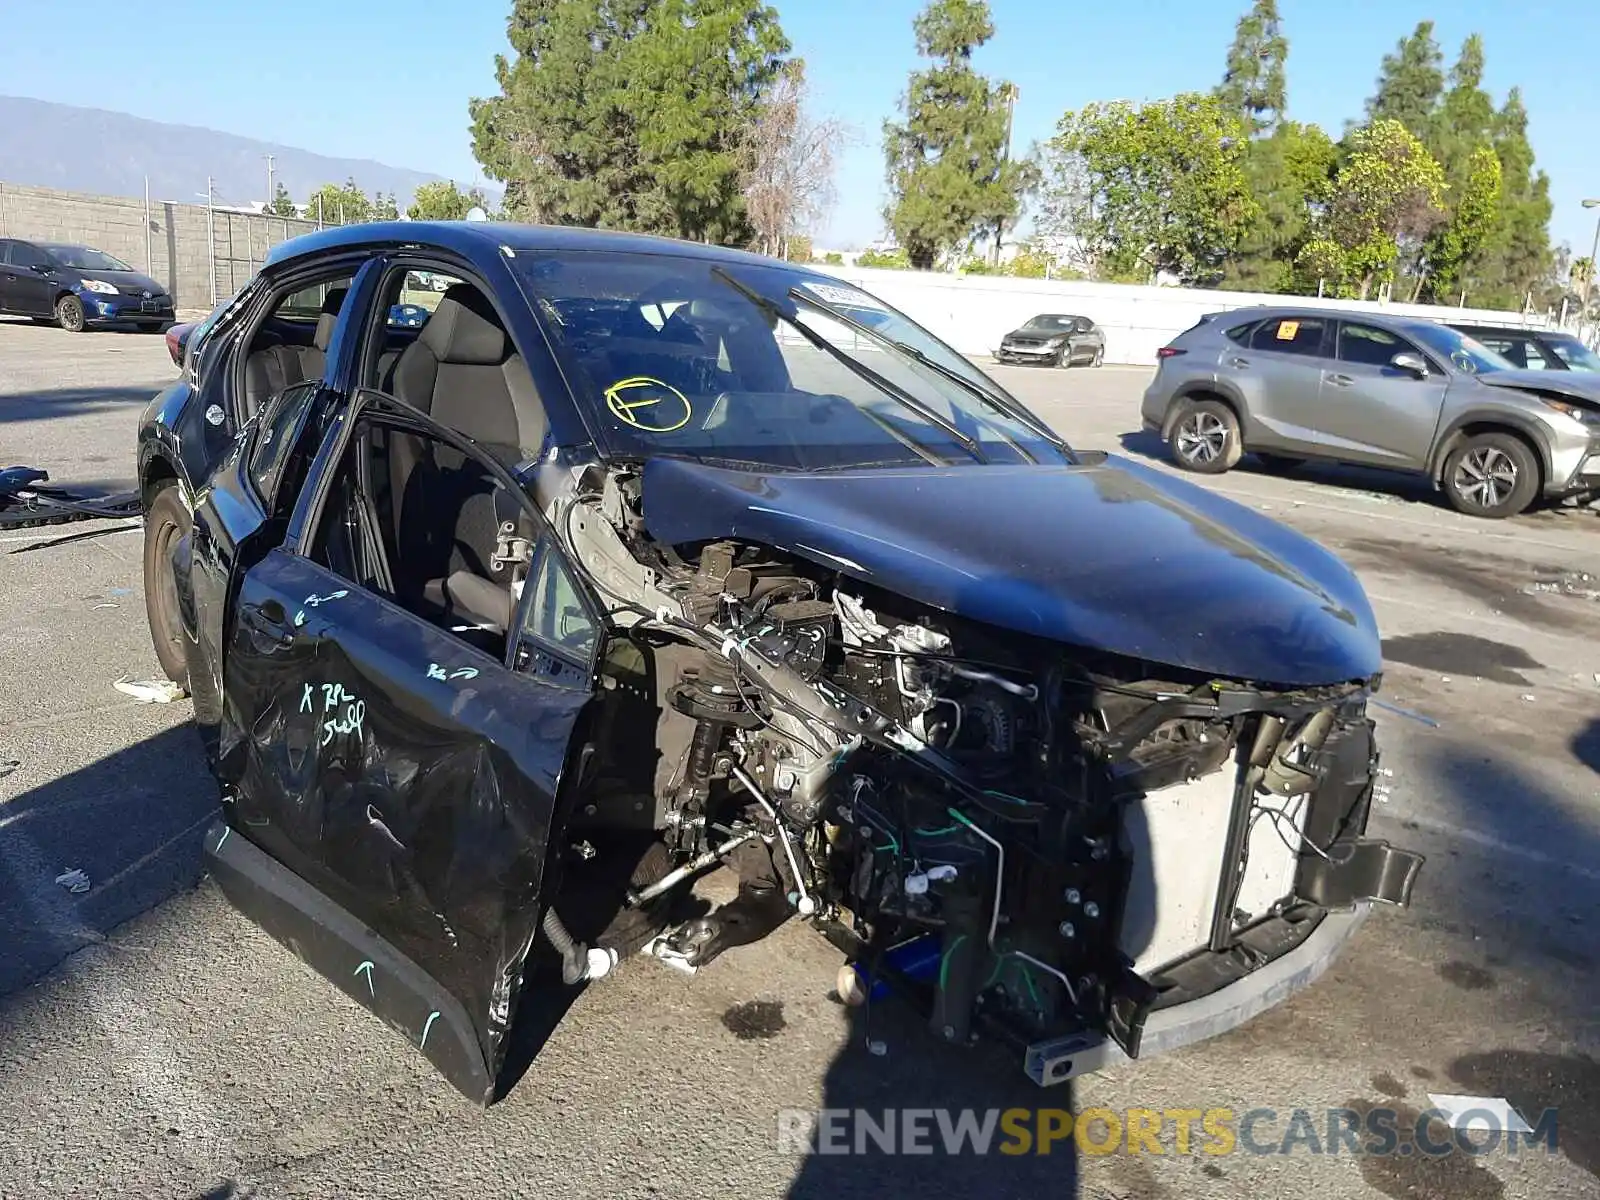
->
<box><xmin>5</xmin><ymin>0</ymin><xmax>1598</xmax><ymax>256</ymax></box>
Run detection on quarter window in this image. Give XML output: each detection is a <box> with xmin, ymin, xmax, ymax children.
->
<box><xmin>1250</xmin><ymin>317</ymin><xmax>1326</xmax><ymax>357</ymax></box>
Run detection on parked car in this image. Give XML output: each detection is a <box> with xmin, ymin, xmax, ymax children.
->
<box><xmin>995</xmin><ymin>313</ymin><xmax>1105</xmax><ymax>367</ymax></box>
<box><xmin>138</xmin><ymin>223</ymin><xmax>1419</xmax><ymax>1105</ymax></box>
<box><xmin>0</xmin><ymin>238</ymin><xmax>174</xmax><ymax>332</ymax></box>
<box><xmin>1447</xmin><ymin>323</ymin><xmax>1600</xmax><ymax>373</ymax></box>
<box><xmin>1142</xmin><ymin>306</ymin><xmax>1600</xmax><ymax>518</ymax></box>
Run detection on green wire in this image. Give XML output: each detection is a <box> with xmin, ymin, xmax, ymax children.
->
<box><xmin>982</xmin><ymin>788</ymin><xmax>1033</xmax><ymax>806</ymax></box>
<box><xmin>938</xmin><ymin>934</ymin><xmax>968</xmax><ymax>991</ymax></box>
<box><xmin>915</xmin><ymin>824</ymin><xmax>961</xmax><ymax>837</ymax></box>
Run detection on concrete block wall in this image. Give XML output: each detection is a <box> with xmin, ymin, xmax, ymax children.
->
<box><xmin>813</xmin><ymin>265</ymin><xmax>1542</xmax><ymax>366</ymax></box>
<box><xmin>0</xmin><ymin>181</ymin><xmax>320</xmax><ymax>313</ymax></box>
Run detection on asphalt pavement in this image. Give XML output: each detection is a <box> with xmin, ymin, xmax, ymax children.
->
<box><xmin>1</xmin><ymin>319</ymin><xmax>1598</xmax><ymax>1200</ymax></box>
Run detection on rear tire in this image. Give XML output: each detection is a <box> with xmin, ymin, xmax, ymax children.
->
<box><xmin>142</xmin><ymin>482</ymin><xmax>191</xmax><ymax>683</ymax></box>
<box><xmin>1442</xmin><ymin>432</ymin><xmax>1539</xmax><ymax>519</ymax></box>
<box><xmin>1091</xmin><ymin>346</ymin><xmax>1104</xmax><ymax>367</ymax></box>
<box><xmin>55</xmin><ymin>295</ymin><xmax>86</xmax><ymax>333</ymax></box>
<box><xmin>1169</xmin><ymin>399</ymin><xmax>1243</xmax><ymax>474</ymax></box>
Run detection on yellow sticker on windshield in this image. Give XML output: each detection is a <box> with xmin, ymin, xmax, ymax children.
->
<box><xmin>604</xmin><ymin>376</ymin><xmax>692</xmax><ymax>433</ymax></box>
<box><xmin>1276</xmin><ymin>320</ymin><xmax>1300</xmax><ymax>341</ymax></box>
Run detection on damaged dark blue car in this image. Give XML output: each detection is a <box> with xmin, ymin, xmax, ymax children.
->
<box><xmin>136</xmin><ymin>222</ymin><xmax>1423</xmax><ymax>1104</ymax></box>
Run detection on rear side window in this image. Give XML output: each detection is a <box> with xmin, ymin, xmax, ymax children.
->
<box><xmin>1250</xmin><ymin>316</ymin><xmax>1327</xmax><ymax>357</ymax></box>
<box><xmin>248</xmin><ymin>381</ymin><xmax>321</xmax><ymax>509</ymax></box>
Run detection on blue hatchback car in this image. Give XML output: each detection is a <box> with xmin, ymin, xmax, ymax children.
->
<box><xmin>136</xmin><ymin>221</ymin><xmax>1421</xmax><ymax>1104</ymax></box>
<box><xmin>0</xmin><ymin>238</ymin><xmax>175</xmax><ymax>331</ymax></box>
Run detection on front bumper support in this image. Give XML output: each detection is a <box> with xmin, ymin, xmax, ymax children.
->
<box><xmin>1022</xmin><ymin>901</ymin><xmax>1371</xmax><ymax>1086</ymax></box>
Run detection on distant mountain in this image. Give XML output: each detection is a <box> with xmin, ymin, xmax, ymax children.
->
<box><xmin>0</xmin><ymin>96</ymin><xmax>494</xmax><ymax>212</ymax></box>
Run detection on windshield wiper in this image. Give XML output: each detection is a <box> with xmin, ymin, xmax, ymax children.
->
<box><xmin>790</xmin><ymin>288</ymin><xmax>1074</xmax><ymax>460</ymax></box>
<box><xmin>710</xmin><ymin>267</ymin><xmax>986</xmax><ymax>463</ymax></box>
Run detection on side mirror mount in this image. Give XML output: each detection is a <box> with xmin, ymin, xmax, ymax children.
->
<box><xmin>1391</xmin><ymin>352</ymin><xmax>1429</xmax><ymax>378</ymax></box>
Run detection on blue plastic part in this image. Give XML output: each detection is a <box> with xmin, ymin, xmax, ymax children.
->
<box><xmin>854</xmin><ymin>934</ymin><xmax>942</xmax><ymax>1001</ymax></box>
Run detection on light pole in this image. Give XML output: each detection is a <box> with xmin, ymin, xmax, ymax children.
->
<box><xmin>1582</xmin><ymin>198</ymin><xmax>1600</xmax><ymax>328</ymax></box>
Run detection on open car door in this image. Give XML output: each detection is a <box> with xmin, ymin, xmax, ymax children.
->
<box><xmin>204</xmin><ymin>389</ymin><xmax>603</xmax><ymax>1104</ymax></box>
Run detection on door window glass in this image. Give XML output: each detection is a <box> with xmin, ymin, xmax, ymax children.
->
<box><xmin>1250</xmin><ymin>317</ymin><xmax>1326</xmax><ymax>356</ymax></box>
<box><xmin>10</xmin><ymin>244</ymin><xmax>48</xmax><ymax>269</ymax></box>
<box><xmin>1337</xmin><ymin>323</ymin><xmax>1409</xmax><ymax>367</ymax></box>
<box><xmin>1521</xmin><ymin>340</ymin><xmax>1550</xmax><ymax>370</ymax></box>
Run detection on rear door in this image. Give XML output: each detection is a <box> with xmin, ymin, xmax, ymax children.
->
<box><xmin>1320</xmin><ymin>320</ymin><xmax>1450</xmax><ymax>467</ymax></box>
<box><xmin>217</xmin><ymin>391</ymin><xmax>599</xmax><ymax>1103</ymax></box>
<box><xmin>5</xmin><ymin>243</ymin><xmax>56</xmax><ymax>315</ymax></box>
<box><xmin>1225</xmin><ymin>314</ymin><xmax>1332</xmax><ymax>452</ymax></box>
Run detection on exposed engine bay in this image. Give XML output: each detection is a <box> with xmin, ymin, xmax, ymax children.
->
<box><xmin>536</xmin><ymin>464</ymin><xmax>1423</xmax><ymax>1078</ymax></box>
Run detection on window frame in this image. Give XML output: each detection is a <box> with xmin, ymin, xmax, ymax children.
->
<box><xmin>356</xmin><ymin>256</ymin><xmax>507</xmax><ymax>393</ymax></box>
<box><xmin>244</xmin><ymin>379</ymin><xmax>324</xmax><ymax>512</ymax></box>
<box><xmin>1334</xmin><ymin>319</ymin><xmax>1443</xmax><ymax>374</ymax></box>
<box><xmin>289</xmin><ymin>388</ymin><xmax>604</xmax><ymax>678</ymax></box>
<box><xmin>1248</xmin><ymin>315</ymin><xmax>1331</xmax><ymax>358</ymax></box>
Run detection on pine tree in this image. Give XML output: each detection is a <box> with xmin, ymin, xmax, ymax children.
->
<box><xmin>1215</xmin><ymin>0</ymin><xmax>1288</xmax><ymax>137</ymax></box>
<box><xmin>883</xmin><ymin>0</ymin><xmax>1028</xmax><ymax>270</ymax></box>
<box><xmin>1421</xmin><ymin>35</ymin><xmax>1501</xmax><ymax>301</ymax></box>
<box><xmin>469</xmin><ymin>0</ymin><xmax>790</xmax><ymax>244</ymax></box>
<box><xmin>1364</xmin><ymin>20</ymin><xmax>1444</xmax><ymax>139</ymax></box>
<box><xmin>1467</xmin><ymin>87</ymin><xmax>1554</xmax><ymax>307</ymax></box>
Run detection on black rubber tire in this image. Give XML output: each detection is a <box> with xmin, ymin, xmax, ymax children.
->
<box><xmin>1168</xmin><ymin>398</ymin><xmax>1243</xmax><ymax>474</ymax></box>
<box><xmin>1091</xmin><ymin>346</ymin><xmax>1104</xmax><ymax>367</ymax></box>
<box><xmin>1056</xmin><ymin>346</ymin><xmax>1074</xmax><ymax>368</ymax></box>
<box><xmin>142</xmin><ymin>483</ymin><xmax>191</xmax><ymax>683</ymax></box>
<box><xmin>1255</xmin><ymin>453</ymin><xmax>1305</xmax><ymax>472</ymax></box>
<box><xmin>55</xmin><ymin>295</ymin><xmax>86</xmax><ymax>333</ymax></box>
<box><xmin>1441</xmin><ymin>432</ymin><xmax>1539</xmax><ymax>519</ymax></box>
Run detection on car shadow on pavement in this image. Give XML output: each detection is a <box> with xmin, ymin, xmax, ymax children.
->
<box><xmin>0</xmin><ymin>723</ymin><xmax>220</xmax><ymax>1000</ymax></box>
<box><xmin>786</xmin><ymin>998</ymin><xmax>1083</xmax><ymax>1200</ymax></box>
<box><xmin>0</xmin><ymin>384</ymin><xmax>164</xmax><ymax>425</ymax></box>
<box><xmin>1115</xmin><ymin>431</ymin><xmax>1441</xmax><ymax>507</ymax></box>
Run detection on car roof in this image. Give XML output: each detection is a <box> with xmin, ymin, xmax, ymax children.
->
<box><xmin>1445</xmin><ymin>322</ymin><xmax>1547</xmax><ymax>338</ymax></box>
<box><xmin>262</xmin><ymin>220</ymin><xmax>806</xmax><ymax>273</ymax></box>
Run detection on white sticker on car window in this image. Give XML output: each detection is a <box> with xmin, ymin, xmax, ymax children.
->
<box><xmin>801</xmin><ymin>282</ymin><xmax>886</xmax><ymax>310</ymax></box>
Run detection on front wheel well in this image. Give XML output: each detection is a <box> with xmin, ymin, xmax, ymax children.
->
<box><xmin>1432</xmin><ymin>422</ymin><xmax>1546</xmax><ymax>492</ymax></box>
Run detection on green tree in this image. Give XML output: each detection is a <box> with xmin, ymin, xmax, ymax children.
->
<box><xmin>1363</xmin><ymin>20</ymin><xmax>1444</xmax><ymax>139</ymax></box>
<box><xmin>1298</xmin><ymin>119</ymin><xmax>1446</xmax><ymax>298</ymax></box>
<box><xmin>882</xmin><ymin>0</ymin><xmax>1028</xmax><ymax>269</ymax></box>
<box><xmin>263</xmin><ymin>183</ymin><xmax>297</xmax><ymax>217</ymax></box>
<box><xmin>307</xmin><ymin>178</ymin><xmax>374</xmax><ymax>225</ymax></box>
<box><xmin>1464</xmin><ymin>87</ymin><xmax>1555</xmax><ymax>308</ymax></box>
<box><xmin>1220</xmin><ymin>120</ymin><xmax>1337</xmax><ymax>292</ymax></box>
<box><xmin>372</xmin><ymin>191</ymin><xmax>400</xmax><ymax>221</ymax></box>
<box><xmin>1423</xmin><ymin>145</ymin><xmax>1501</xmax><ymax>302</ymax></box>
<box><xmin>469</xmin><ymin>0</ymin><xmax>789</xmax><ymax>244</ymax></box>
<box><xmin>1042</xmin><ymin>93</ymin><xmax>1258</xmax><ymax>285</ymax></box>
<box><xmin>407</xmin><ymin>180</ymin><xmax>490</xmax><ymax>222</ymax></box>
<box><xmin>1215</xmin><ymin>0</ymin><xmax>1288</xmax><ymax>137</ymax></box>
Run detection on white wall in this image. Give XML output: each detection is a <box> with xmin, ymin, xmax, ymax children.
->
<box><xmin>810</xmin><ymin>266</ymin><xmax>1544</xmax><ymax>366</ymax></box>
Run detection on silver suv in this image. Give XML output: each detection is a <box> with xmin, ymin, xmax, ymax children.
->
<box><xmin>1140</xmin><ymin>306</ymin><xmax>1600</xmax><ymax>518</ymax></box>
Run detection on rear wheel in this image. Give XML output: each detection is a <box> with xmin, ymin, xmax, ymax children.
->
<box><xmin>1090</xmin><ymin>346</ymin><xmax>1104</xmax><ymax>367</ymax></box>
<box><xmin>1442</xmin><ymin>432</ymin><xmax>1539</xmax><ymax>519</ymax></box>
<box><xmin>55</xmin><ymin>294</ymin><xmax>86</xmax><ymax>333</ymax></box>
<box><xmin>1169</xmin><ymin>399</ymin><xmax>1242</xmax><ymax>474</ymax></box>
<box><xmin>142</xmin><ymin>482</ymin><xmax>191</xmax><ymax>682</ymax></box>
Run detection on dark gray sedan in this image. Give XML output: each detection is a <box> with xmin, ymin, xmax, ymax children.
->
<box><xmin>995</xmin><ymin>313</ymin><xmax>1105</xmax><ymax>367</ymax></box>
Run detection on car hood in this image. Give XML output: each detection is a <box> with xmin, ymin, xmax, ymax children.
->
<box><xmin>77</xmin><ymin>269</ymin><xmax>168</xmax><ymax>295</ymax></box>
<box><xmin>1475</xmin><ymin>369</ymin><xmax>1600</xmax><ymax>404</ymax></box>
<box><xmin>640</xmin><ymin>455</ymin><xmax>1381</xmax><ymax>686</ymax></box>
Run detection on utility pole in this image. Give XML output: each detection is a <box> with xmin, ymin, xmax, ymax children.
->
<box><xmin>1581</xmin><ymin>199</ymin><xmax>1600</xmax><ymax>336</ymax></box>
<box><xmin>205</xmin><ymin>177</ymin><xmax>217</xmax><ymax>307</ymax></box>
<box><xmin>264</xmin><ymin>154</ymin><xmax>276</xmax><ymax>205</ymax></box>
